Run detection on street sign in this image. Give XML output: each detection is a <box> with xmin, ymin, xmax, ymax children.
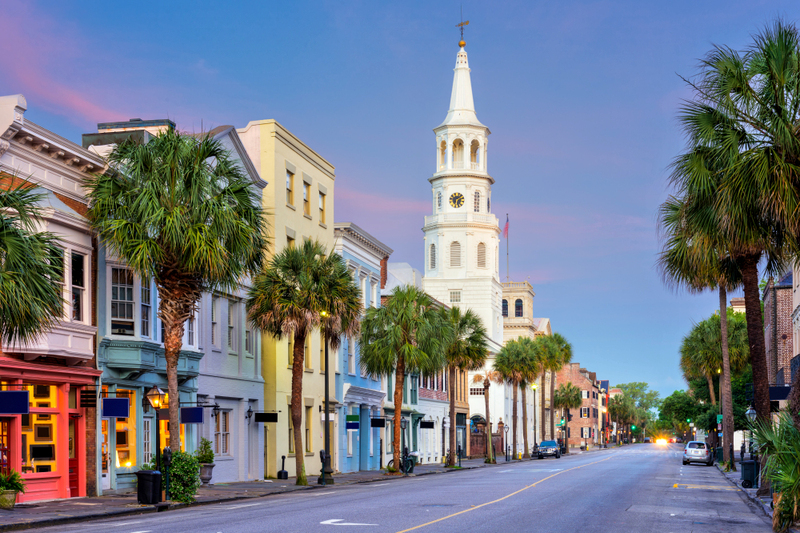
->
<box><xmin>0</xmin><ymin>391</ymin><xmax>29</xmax><ymax>414</ymax></box>
<box><xmin>717</xmin><ymin>414</ymin><xmax>723</xmax><ymax>424</ymax></box>
<box><xmin>717</xmin><ymin>423</ymin><xmax>722</xmax><ymax>430</ymax></box>
<box><xmin>345</xmin><ymin>414</ymin><xmax>359</xmax><ymax>430</ymax></box>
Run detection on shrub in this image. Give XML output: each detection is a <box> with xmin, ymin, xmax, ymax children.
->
<box><xmin>195</xmin><ymin>438</ymin><xmax>215</xmax><ymax>464</ymax></box>
<box><xmin>168</xmin><ymin>451</ymin><xmax>200</xmax><ymax>503</ymax></box>
<box><xmin>0</xmin><ymin>470</ymin><xmax>25</xmax><ymax>493</ymax></box>
<box><xmin>752</xmin><ymin>411</ymin><xmax>800</xmax><ymax>532</ymax></box>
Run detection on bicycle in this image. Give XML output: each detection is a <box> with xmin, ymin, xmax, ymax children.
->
<box><xmin>386</xmin><ymin>456</ymin><xmax>414</xmax><ymax>473</ymax></box>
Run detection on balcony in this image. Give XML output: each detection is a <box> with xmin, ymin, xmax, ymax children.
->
<box><xmin>424</xmin><ymin>212</ymin><xmax>497</xmax><ymax>227</ymax></box>
<box><xmin>438</xmin><ymin>161</ymin><xmax>483</xmax><ymax>172</ymax></box>
<box><xmin>9</xmin><ymin>322</ymin><xmax>96</xmax><ymax>362</ymax></box>
<box><xmin>99</xmin><ymin>338</ymin><xmax>203</xmax><ymax>381</ymax></box>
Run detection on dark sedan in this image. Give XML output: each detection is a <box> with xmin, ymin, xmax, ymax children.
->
<box><xmin>537</xmin><ymin>440</ymin><xmax>561</xmax><ymax>459</ymax></box>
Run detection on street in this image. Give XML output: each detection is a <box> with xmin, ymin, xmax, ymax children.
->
<box><xmin>30</xmin><ymin>445</ymin><xmax>771</xmax><ymax>533</ymax></box>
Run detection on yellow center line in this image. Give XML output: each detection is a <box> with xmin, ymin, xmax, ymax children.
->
<box><xmin>396</xmin><ymin>453</ymin><xmax>623</xmax><ymax>533</ymax></box>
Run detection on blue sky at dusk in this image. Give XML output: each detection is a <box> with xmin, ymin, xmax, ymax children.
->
<box><xmin>2</xmin><ymin>1</ymin><xmax>796</xmax><ymax>399</ymax></box>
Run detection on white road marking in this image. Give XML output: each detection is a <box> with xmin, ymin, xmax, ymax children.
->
<box><xmin>129</xmin><ymin>530</ymin><xmax>152</xmax><ymax>533</ymax></box>
<box><xmin>371</xmin><ymin>483</ymin><xmax>390</xmax><ymax>486</ymax></box>
<box><xmin>221</xmin><ymin>502</ymin><xmax>262</xmax><ymax>510</ymax></box>
<box><xmin>314</xmin><ymin>491</ymin><xmax>336</xmax><ymax>495</ymax></box>
<box><xmin>321</xmin><ymin>519</ymin><xmax>378</xmax><ymax>526</ymax></box>
<box><xmin>106</xmin><ymin>522</ymin><xmax>143</xmax><ymax>527</ymax></box>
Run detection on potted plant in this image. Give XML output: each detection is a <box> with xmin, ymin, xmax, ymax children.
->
<box><xmin>0</xmin><ymin>469</ymin><xmax>26</xmax><ymax>509</ymax></box>
<box><xmin>195</xmin><ymin>437</ymin><xmax>215</xmax><ymax>486</ymax></box>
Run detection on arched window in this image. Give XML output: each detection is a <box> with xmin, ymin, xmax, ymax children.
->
<box><xmin>430</xmin><ymin>244</ymin><xmax>436</xmax><ymax>270</ymax></box>
<box><xmin>474</xmin><ymin>191</ymin><xmax>481</xmax><ymax>213</ymax></box>
<box><xmin>450</xmin><ymin>242</ymin><xmax>461</xmax><ymax>267</ymax></box>
<box><xmin>470</xmin><ymin>140</ymin><xmax>480</xmax><ymax>169</ymax></box>
<box><xmin>477</xmin><ymin>242</ymin><xmax>486</xmax><ymax>268</ymax></box>
<box><xmin>452</xmin><ymin>139</ymin><xmax>464</xmax><ymax>168</ymax></box>
<box><xmin>487</xmin><ymin>197</ymin><xmax>491</xmax><ymax>213</ymax></box>
<box><xmin>437</xmin><ymin>192</ymin><xmax>442</xmax><ymax>211</ymax></box>
<box><xmin>515</xmin><ymin>299</ymin><xmax>523</xmax><ymax>317</ymax></box>
<box><xmin>502</xmin><ymin>299</ymin><xmax>508</xmax><ymax>317</ymax></box>
<box><xmin>439</xmin><ymin>140</ymin><xmax>447</xmax><ymax>170</ymax></box>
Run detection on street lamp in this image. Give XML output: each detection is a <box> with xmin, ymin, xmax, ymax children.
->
<box><xmin>504</xmin><ymin>423</ymin><xmax>510</xmax><ymax>462</ymax></box>
<box><xmin>531</xmin><ymin>383</ymin><xmax>538</xmax><ymax>451</ymax></box>
<box><xmin>745</xmin><ymin>404</ymin><xmax>757</xmax><ymax>459</ymax></box>
<box><xmin>400</xmin><ymin>418</ymin><xmax>408</xmax><ymax>476</ymax></box>
<box><xmin>145</xmin><ymin>386</ymin><xmax>167</xmax><ymax>472</ymax></box>
<box><xmin>318</xmin><ymin>310</ymin><xmax>334</xmax><ymax>486</ymax></box>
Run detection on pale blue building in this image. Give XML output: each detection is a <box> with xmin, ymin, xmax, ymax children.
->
<box><xmin>333</xmin><ymin>223</ymin><xmax>392</xmax><ymax>473</ymax></box>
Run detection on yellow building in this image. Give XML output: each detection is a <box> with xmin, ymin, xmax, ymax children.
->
<box><xmin>237</xmin><ymin>120</ymin><xmax>335</xmax><ymax>479</ymax></box>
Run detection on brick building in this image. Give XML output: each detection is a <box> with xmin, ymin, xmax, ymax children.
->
<box><xmin>763</xmin><ymin>271</ymin><xmax>794</xmax><ymax>385</ymax></box>
<box><xmin>555</xmin><ymin>363</ymin><xmax>601</xmax><ymax>449</ymax></box>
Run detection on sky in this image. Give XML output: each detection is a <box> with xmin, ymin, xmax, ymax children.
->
<box><xmin>1</xmin><ymin>0</ymin><xmax>795</xmax><ymax>400</ymax></box>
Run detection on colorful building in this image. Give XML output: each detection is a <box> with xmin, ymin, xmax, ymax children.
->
<box><xmin>0</xmin><ymin>94</ymin><xmax>103</xmax><ymax>502</ymax></box>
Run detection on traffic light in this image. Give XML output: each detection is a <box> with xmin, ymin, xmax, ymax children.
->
<box><xmin>631</xmin><ymin>425</ymin><xmax>636</xmax><ymax>430</ymax></box>
<box><xmin>686</xmin><ymin>418</ymin><xmax>691</xmax><ymax>423</ymax></box>
<box><xmin>568</xmin><ymin>414</ymin><xmax>573</xmax><ymax>421</ymax></box>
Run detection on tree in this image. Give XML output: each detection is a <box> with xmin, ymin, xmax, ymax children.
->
<box><xmin>614</xmin><ymin>383</ymin><xmax>661</xmax><ymax>413</ymax></box>
<box><xmin>516</xmin><ymin>337</ymin><xmax>540</xmax><ymax>458</ymax></box>
<box><xmin>553</xmin><ymin>382</ymin><xmax>582</xmax><ymax>453</ymax></box>
<box><xmin>248</xmin><ymin>240</ymin><xmax>360</xmax><ymax>484</ymax></box>
<box><xmin>439</xmin><ymin>306</ymin><xmax>488</xmax><ymax>466</ymax></box>
<box><xmin>548</xmin><ymin>333</ymin><xmax>573</xmax><ymax>439</ymax></box>
<box><xmin>87</xmin><ymin>129</ymin><xmax>267</xmax><ymax>451</ymax></box>
<box><xmin>532</xmin><ymin>335</ymin><xmax>559</xmax><ymax>441</ymax></box>
<box><xmin>0</xmin><ymin>181</ymin><xmax>64</xmax><ymax>348</ymax></box>
<box><xmin>359</xmin><ymin>285</ymin><xmax>448</xmax><ymax>472</ymax></box>
<box><xmin>659</xmin><ymin>390</ymin><xmax>702</xmax><ymax>433</ymax></box>
<box><xmin>472</xmin><ymin>369</ymin><xmax>503</xmax><ymax>463</ymax></box>
<box><xmin>674</xmin><ymin>19</ymin><xmax>800</xmax><ymax>423</ymax></box>
<box><xmin>493</xmin><ymin>339</ymin><xmax>529</xmax><ymax>459</ymax></box>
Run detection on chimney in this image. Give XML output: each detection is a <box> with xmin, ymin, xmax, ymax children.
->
<box><xmin>380</xmin><ymin>256</ymin><xmax>388</xmax><ymax>289</ymax></box>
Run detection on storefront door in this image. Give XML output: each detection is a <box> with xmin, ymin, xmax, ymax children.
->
<box><xmin>68</xmin><ymin>419</ymin><xmax>78</xmax><ymax>497</ymax></box>
<box><xmin>0</xmin><ymin>419</ymin><xmax>9</xmax><ymax>475</ymax></box>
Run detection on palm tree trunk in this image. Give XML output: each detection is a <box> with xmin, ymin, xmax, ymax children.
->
<box><xmin>789</xmin><ymin>358</ymin><xmax>800</xmax><ymax>432</ymax></box>
<box><xmin>393</xmin><ymin>355</ymin><xmax>406</xmax><ymax>471</ymax></box>
<box><xmin>448</xmin><ymin>365</ymin><xmax>457</xmax><ymax>467</ymax></box>
<box><xmin>291</xmin><ymin>331</ymin><xmax>308</xmax><ymax>485</ymax></box>
<box><xmin>719</xmin><ymin>286</ymin><xmax>735</xmax><ymax>470</ymax></box>
<box><xmin>738</xmin><ymin>253</ymin><xmax>771</xmax><ymax>421</ymax></box>
<box><xmin>484</xmin><ymin>378</ymin><xmax>494</xmax><ymax>463</ymax></box>
<box><xmin>706</xmin><ymin>374</ymin><xmax>717</xmax><ymax>405</ymax></box>
<box><xmin>521</xmin><ymin>386</ymin><xmax>529</xmax><ymax>458</ymax></box>
<box><xmin>539</xmin><ymin>374</ymin><xmax>546</xmax><ymax>440</ymax></box>
<box><xmin>512</xmin><ymin>383</ymin><xmax>518</xmax><ymax>460</ymax></box>
<box><xmin>549</xmin><ymin>371</ymin><xmax>556</xmax><ymax>440</ymax></box>
<box><xmin>160</xmin><ymin>296</ymin><xmax>191</xmax><ymax>456</ymax></box>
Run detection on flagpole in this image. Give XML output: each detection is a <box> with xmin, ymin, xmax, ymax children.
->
<box><xmin>505</xmin><ymin>213</ymin><xmax>509</xmax><ymax>282</ymax></box>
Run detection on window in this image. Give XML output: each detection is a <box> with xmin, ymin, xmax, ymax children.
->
<box><xmin>581</xmin><ymin>390</ymin><xmax>590</xmax><ymax>399</ymax></box>
<box><xmin>113</xmin><ymin>389</ymin><xmax>137</xmax><ymax>470</ymax></box>
<box><xmin>71</xmin><ymin>253</ymin><xmax>85</xmax><ymax>321</ymax></box>
<box><xmin>215</xmin><ymin>411</ymin><xmax>230</xmax><ymax>455</ymax></box>
<box><xmin>305</xmin><ymin>406</ymin><xmax>313</xmax><ymax>453</ymax></box>
<box><xmin>470</xmin><ymin>388</ymin><xmax>485</xmax><ymax>395</ymax></box>
<box><xmin>477</xmin><ymin>243</ymin><xmax>486</xmax><ymax>268</ymax></box>
<box><xmin>187</xmin><ymin>310</ymin><xmax>195</xmax><ymax>346</ymax></box>
<box><xmin>287</xmin><ymin>235</ymin><xmax>295</xmax><ymax>249</ymax></box>
<box><xmin>361</xmin><ymin>276</ymin><xmax>368</xmax><ymax>309</ymax></box>
<box><xmin>474</xmin><ymin>191</ymin><xmax>481</xmax><ymax>212</ymax></box>
<box><xmin>111</xmin><ymin>268</ymin><xmax>135</xmax><ymax>335</ymax></box>
<box><xmin>320</xmin><ymin>336</ymin><xmax>325</xmax><ymax>373</ymax></box>
<box><xmin>288</xmin><ymin>404</ymin><xmax>295</xmax><ymax>453</ymax></box>
<box><xmin>228</xmin><ymin>299</ymin><xmax>236</xmax><ymax>351</ymax></box>
<box><xmin>450</xmin><ymin>291</ymin><xmax>461</xmax><ymax>304</ymax></box>
<box><xmin>488</xmin><ymin>198</ymin><xmax>491</xmax><ymax>213</ymax></box>
<box><xmin>429</xmin><ymin>244</ymin><xmax>436</xmax><ymax>270</ymax></box>
<box><xmin>319</xmin><ymin>191</ymin><xmax>326</xmax><ymax>223</ymax></box>
<box><xmin>245</xmin><ymin>327</ymin><xmax>252</xmax><ymax>354</ymax></box>
<box><xmin>141</xmin><ymin>280</ymin><xmax>151</xmax><ymax>338</ymax></box>
<box><xmin>348</xmin><ymin>336</ymin><xmax>356</xmax><ymax>374</ymax></box>
<box><xmin>371</xmin><ymin>282</ymin><xmax>377</xmax><ymax>309</ymax></box>
<box><xmin>286</xmin><ymin>170</ymin><xmax>294</xmax><ymax>206</ymax></box>
<box><xmin>502</xmin><ymin>299</ymin><xmax>508</xmax><ymax>317</ymax></box>
<box><xmin>211</xmin><ymin>296</ymin><xmax>219</xmax><ymax>345</ymax></box>
<box><xmin>143</xmin><ymin>418</ymin><xmax>152</xmax><ymax>464</ymax></box>
<box><xmin>305</xmin><ymin>335</ymin><xmax>312</xmax><ymax>369</ymax></box>
<box><xmin>410</xmin><ymin>375</ymin><xmax>418</xmax><ymax>404</ymax></box>
<box><xmin>288</xmin><ymin>336</ymin><xmax>294</xmax><ymax>366</ymax></box>
<box><xmin>303</xmin><ymin>182</ymin><xmax>310</xmax><ymax>216</ymax></box>
<box><xmin>581</xmin><ymin>427</ymin><xmax>590</xmax><ymax>438</ymax></box>
<box><xmin>387</xmin><ymin>420</ymin><xmax>394</xmax><ymax>452</ymax></box>
<box><xmin>450</xmin><ymin>242</ymin><xmax>461</xmax><ymax>267</ymax></box>
<box><xmin>581</xmin><ymin>407</ymin><xmax>589</xmax><ymax>418</ymax></box>
<box><xmin>437</xmin><ymin>191</ymin><xmax>442</xmax><ymax>211</ymax></box>
<box><xmin>514</xmin><ymin>299</ymin><xmax>523</xmax><ymax>317</ymax></box>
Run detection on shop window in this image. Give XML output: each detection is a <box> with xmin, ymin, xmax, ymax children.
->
<box><xmin>71</xmin><ymin>252</ymin><xmax>85</xmax><ymax>322</ymax></box>
<box><xmin>305</xmin><ymin>406</ymin><xmax>313</xmax><ymax>453</ymax></box>
<box><xmin>20</xmin><ymin>384</ymin><xmax>58</xmax><ymax>474</ymax></box>
<box><xmin>158</xmin><ymin>418</ymin><xmax>184</xmax><ymax>453</ymax></box>
<box><xmin>111</xmin><ymin>268</ymin><xmax>135</xmax><ymax>335</ymax></box>
<box><xmin>113</xmin><ymin>389</ymin><xmax>137</xmax><ymax>471</ymax></box>
<box><xmin>214</xmin><ymin>411</ymin><xmax>230</xmax><ymax>456</ymax></box>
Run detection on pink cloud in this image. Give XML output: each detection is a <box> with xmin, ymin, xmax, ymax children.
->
<box><xmin>0</xmin><ymin>3</ymin><xmax>128</xmax><ymax>124</ymax></box>
<box><xmin>336</xmin><ymin>187</ymin><xmax>430</xmax><ymax>216</ymax></box>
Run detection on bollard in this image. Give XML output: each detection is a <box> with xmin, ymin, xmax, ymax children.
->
<box><xmin>277</xmin><ymin>455</ymin><xmax>289</xmax><ymax>480</ymax></box>
<box><xmin>162</xmin><ymin>447</ymin><xmax>172</xmax><ymax>501</ymax></box>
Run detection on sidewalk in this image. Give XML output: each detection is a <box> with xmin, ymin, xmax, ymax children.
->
<box><xmin>0</xmin><ymin>450</ymin><xmax>617</xmax><ymax>531</ymax></box>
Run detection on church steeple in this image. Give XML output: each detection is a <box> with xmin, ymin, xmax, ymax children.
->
<box><xmin>439</xmin><ymin>44</ymin><xmax>485</xmax><ymax>128</ymax></box>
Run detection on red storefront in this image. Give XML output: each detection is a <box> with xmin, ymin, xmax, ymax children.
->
<box><xmin>0</xmin><ymin>358</ymin><xmax>100</xmax><ymax>503</ymax></box>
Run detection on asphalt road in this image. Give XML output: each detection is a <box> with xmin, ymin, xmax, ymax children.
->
<box><xmin>40</xmin><ymin>444</ymin><xmax>772</xmax><ymax>533</ymax></box>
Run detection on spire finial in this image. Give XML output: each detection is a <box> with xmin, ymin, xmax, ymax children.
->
<box><xmin>456</xmin><ymin>7</ymin><xmax>468</xmax><ymax>48</ymax></box>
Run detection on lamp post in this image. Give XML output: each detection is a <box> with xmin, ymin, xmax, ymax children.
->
<box><xmin>318</xmin><ymin>311</ymin><xmax>334</xmax><ymax>485</ymax></box>
<box><xmin>145</xmin><ymin>386</ymin><xmax>167</xmax><ymax>472</ymax></box>
<box><xmin>531</xmin><ymin>383</ymin><xmax>538</xmax><ymax>452</ymax></box>
<box><xmin>504</xmin><ymin>423</ymin><xmax>510</xmax><ymax>462</ymax></box>
<box><xmin>400</xmin><ymin>417</ymin><xmax>408</xmax><ymax>476</ymax></box>
<box><xmin>745</xmin><ymin>404</ymin><xmax>757</xmax><ymax>460</ymax></box>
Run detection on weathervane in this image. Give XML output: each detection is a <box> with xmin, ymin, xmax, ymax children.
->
<box><xmin>456</xmin><ymin>7</ymin><xmax>469</xmax><ymax>47</ymax></box>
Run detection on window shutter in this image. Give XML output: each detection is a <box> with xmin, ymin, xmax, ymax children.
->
<box><xmin>477</xmin><ymin>243</ymin><xmax>486</xmax><ymax>268</ymax></box>
<box><xmin>450</xmin><ymin>242</ymin><xmax>461</xmax><ymax>267</ymax></box>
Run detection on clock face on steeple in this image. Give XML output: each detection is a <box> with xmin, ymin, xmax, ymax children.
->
<box><xmin>449</xmin><ymin>192</ymin><xmax>465</xmax><ymax>208</ymax></box>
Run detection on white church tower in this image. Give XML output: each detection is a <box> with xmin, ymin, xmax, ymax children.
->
<box><xmin>422</xmin><ymin>39</ymin><xmax>504</xmax><ymax>350</ymax></box>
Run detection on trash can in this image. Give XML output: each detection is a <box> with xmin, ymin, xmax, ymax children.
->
<box><xmin>741</xmin><ymin>460</ymin><xmax>759</xmax><ymax>489</ymax></box>
<box><xmin>136</xmin><ymin>470</ymin><xmax>162</xmax><ymax>505</ymax></box>
<box><xmin>716</xmin><ymin>447</ymin><xmax>723</xmax><ymax>462</ymax></box>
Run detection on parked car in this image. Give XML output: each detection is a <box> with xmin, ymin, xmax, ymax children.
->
<box><xmin>682</xmin><ymin>441</ymin><xmax>713</xmax><ymax>466</ymax></box>
<box><xmin>644</xmin><ymin>437</ymin><xmax>651</xmax><ymax>443</ymax></box>
<box><xmin>538</xmin><ymin>440</ymin><xmax>561</xmax><ymax>459</ymax></box>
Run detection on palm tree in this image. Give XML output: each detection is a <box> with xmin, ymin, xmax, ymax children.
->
<box><xmin>680</xmin><ymin>323</ymin><xmax>722</xmax><ymax>405</ymax></box>
<box><xmin>549</xmin><ymin>333</ymin><xmax>573</xmax><ymax>439</ymax></box>
<box><xmin>439</xmin><ymin>307</ymin><xmax>488</xmax><ymax>466</ymax></box>
<box><xmin>494</xmin><ymin>339</ymin><xmax>527</xmax><ymax>455</ymax></box>
<box><xmin>471</xmin><ymin>369</ymin><xmax>503</xmax><ymax>463</ymax></box>
<box><xmin>516</xmin><ymin>337</ymin><xmax>539</xmax><ymax>458</ymax></box>
<box><xmin>674</xmin><ymin>20</ymin><xmax>800</xmax><ymax>423</ymax></box>
<box><xmin>532</xmin><ymin>335</ymin><xmax>559</xmax><ymax>441</ymax></box>
<box><xmin>86</xmin><ymin>129</ymin><xmax>267</xmax><ymax>450</ymax></box>
<box><xmin>553</xmin><ymin>382</ymin><xmax>582</xmax><ymax>454</ymax></box>
<box><xmin>0</xmin><ymin>182</ymin><xmax>64</xmax><ymax>349</ymax></box>
<box><xmin>248</xmin><ymin>239</ymin><xmax>360</xmax><ymax>485</ymax></box>
<box><xmin>359</xmin><ymin>285</ymin><xmax>448</xmax><ymax>471</ymax></box>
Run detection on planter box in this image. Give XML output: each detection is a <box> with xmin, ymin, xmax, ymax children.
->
<box><xmin>0</xmin><ymin>490</ymin><xmax>18</xmax><ymax>510</ymax></box>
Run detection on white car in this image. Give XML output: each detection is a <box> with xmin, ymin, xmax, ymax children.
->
<box><xmin>682</xmin><ymin>441</ymin><xmax>713</xmax><ymax>466</ymax></box>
